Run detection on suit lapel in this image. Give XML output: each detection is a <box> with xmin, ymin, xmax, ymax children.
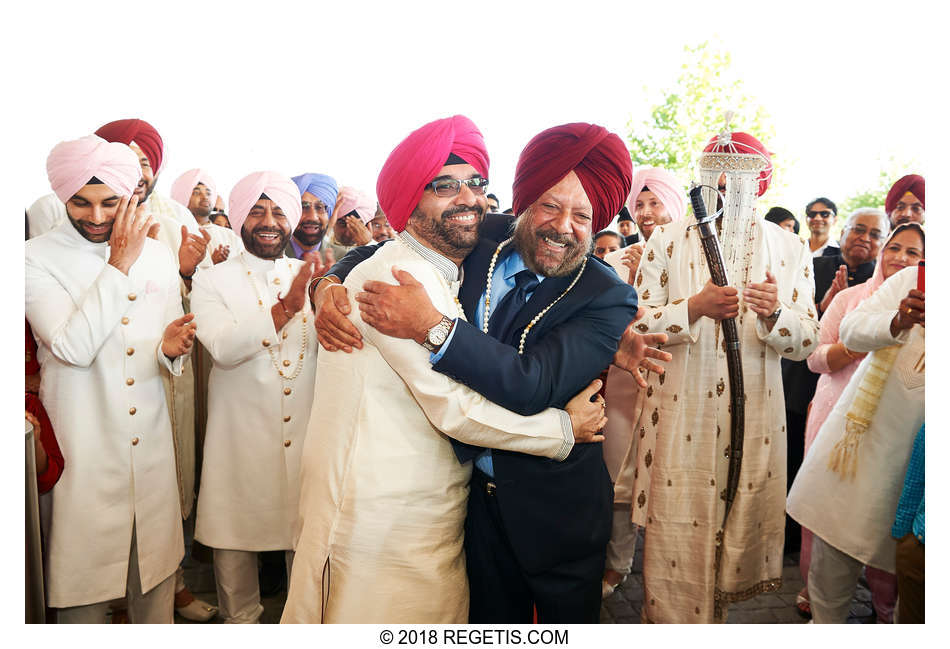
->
<box><xmin>460</xmin><ymin>238</ymin><xmax>504</xmax><ymax>321</ymax></box>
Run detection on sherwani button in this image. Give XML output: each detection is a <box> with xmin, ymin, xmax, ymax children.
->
<box><xmin>129</xmin><ymin>407</ymin><xmax>137</xmax><ymax>415</ymax></box>
<box><xmin>131</xmin><ymin>437</ymin><xmax>139</xmax><ymax>446</ymax></box>
<box><xmin>284</xmin><ymin>440</ymin><xmax>291</xmax><ymax>447</ymax></box>
<box><xmin>284</xmin><ymin>388</ymin><xmax>292</xmax><ymax>395</ymax></box>
<box><xmin>262</xmin><ymin>339</ymin><xmax>271</xmax><ymax>347</ymax></box>
<box><xmin>127</xmin><ymin>347</ymin><xmax>135</xmax><ymax>356</ymax></box>
<box><xmin>128</xmin><ymin>293</ymin><xmax>137</xmax><ymax>301</ymax></box>
<box><xmin>126</xmin><ymin>378</ymin><xmax>134</xmax><ymax>386</ymax></box>
<box><xmin>121</xmin><ymin>317</ymin><xmax>130</xmax><ymax>325</ymax></box>
<box><xmin>283</xmin><ymin>416</ymin><xmax>291</xmax><ymax>422</ymax></box>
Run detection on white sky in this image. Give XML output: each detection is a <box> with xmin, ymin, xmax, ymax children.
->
<box><xmin>5</xmin><ymin>0</ymin><xmax>946</xmax><ymax>639</ymax></box>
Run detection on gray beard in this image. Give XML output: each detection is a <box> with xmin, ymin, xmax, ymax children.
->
<box><xmin>512</xmin><ymin>215</ymin><xmax>591</xmax><ymax>278</ymax></box>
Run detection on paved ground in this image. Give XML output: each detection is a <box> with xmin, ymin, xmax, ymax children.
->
<box><xmin>178</xmin><ymin>526</ymin><xmax>877</xmax><ymax>625</ymax></box>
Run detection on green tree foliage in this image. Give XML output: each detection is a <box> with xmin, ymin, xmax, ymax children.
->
<box><xmin>626</xmin><ymin>42</ymin><xmax>781</xmax><ymax>194</ymax></box>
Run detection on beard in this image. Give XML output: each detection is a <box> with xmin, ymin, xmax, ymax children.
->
<box><xmin>513</xmin><ymin>214</ymin><xmax>591</xmax><ymax>278</ymax></box>
<box><xmin>66</xmin><ymin>206</ymin><xmax>113</xmax><ymax>243</ymax></box>
<box><xmin>292</xmin><ymin>218</ymin><xmax>325</xmax><ymax>247</ymax></box>
<box><xmin>408</xmin><ymin>203</ymin><xmax>484</xmax><ymax>259</ymax></box>
<box><xmin>242</xmin><ymin>224</ymin><xmax>290</xmax><ymax>259</ymax></box>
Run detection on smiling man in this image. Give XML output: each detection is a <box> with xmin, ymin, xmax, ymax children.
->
<box><xmin>26</xmin><ymin>135</ymin><xmax>196</xmax><ymax>623</ymax></box>
<box><xmin>170</xmin><ymin>168</ymin><xmax>243</xmax><ymax>268</ymax></box>
<box><xmin>804</xmin><ymin>197</ymin><xmax>839</xmax><ymax>257</ymax></box>
<box><xmin>885</xmin><ymin>174</ymin><xmax>925</xmax><ymax>227</ymax></box>
<box><xmin>190</xmin><ymin>171</ymin><xmax>319</xmax><ymax>624</ymax></box>
<box><xmin>287</xmin><ymin>172</ymin><xmax>338</xmax><ymax>260</ymax></box>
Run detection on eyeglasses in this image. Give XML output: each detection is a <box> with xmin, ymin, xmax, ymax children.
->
<box><xmin>847</xmin><ymin>224</ymin><xmax>884</xmax><ymax>241</ymax></box>
<box><xmin>895</xmin><ymin>202</ymin><xmax>924</xmax><ymax>215</ymax></box>
<box><xmin>301</xmin><ymin>201</ymin><xmax>328</xmax><ymax>214</ymax></box>
<box><xmin>426</xmin><ymin>177</ymin><xmax>489</xmax><ymax>198</ymax></box>
<box><xmin>806</xmin><ymin>210</ymin><xmax>833</xmax><ymax>219</ymax></box>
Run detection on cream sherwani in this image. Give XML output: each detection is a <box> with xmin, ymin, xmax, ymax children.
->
<box><xmin>191</xmin><ymin>250</ymin><xmax>317</xmax><ymax>550</ymax></box>
<box><xmin>630</xmin><ymin>218</ymin><xmax>820</xmax><ymax>622</ymax></box>
<box><xmin>282</xmin><ymin>236</ymin><xmax>574</xmax><ymax>624</ymax></box>
<box><xmin>787</xmin><ymin>266</ymin><xmax>924</xmax><ymax>573</ymax></box>
<box><xmin>25</xmin><ymin>222</ymin><xmax>185</xmax><ymax>608</ymax></box>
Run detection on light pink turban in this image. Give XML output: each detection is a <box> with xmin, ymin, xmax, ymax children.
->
<box><xmin>376</xmin><ymin>115</ymin><xmax>489</xmax><ymax>232</ymax></box>
<box><xmin>335</xmin><ymin>187</ymin><xmax>377</xmax><ymax>224</ymax></box>
<box><xmin>46</xmin><ymin>135</ymin><xmax>142</xmax><ymax>203</ymax></box>
<box><xmin>626</xmin><ymin>167</ymin><xmax>686</xmax><ymax>222</ymax></box>
<box><xmin>170</xmin><ymin>168</ymin><xmax>217</xmax><ymax>210</ymax></box>
<box><xmin>227</xmin><ymin>171</ymin><xmax>303</xmax><ymax>235</ymax></box>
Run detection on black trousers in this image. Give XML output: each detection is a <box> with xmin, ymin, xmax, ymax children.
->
<box><xmin>465</xmin><ymin>471</ymin><xmax>603</xmax><ymax>623</ymax></box>
<box><xmin>784</xmin><ymin>408</ymin><xmax>807</xmax><ymax>555</ymax></box>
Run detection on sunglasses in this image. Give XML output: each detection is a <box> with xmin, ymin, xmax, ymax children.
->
<box><xmin>806</xmin><ymin>210</ymin><xmax>833</xmax><ymax>219</ymax></box>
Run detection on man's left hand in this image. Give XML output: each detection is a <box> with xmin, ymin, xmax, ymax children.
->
<box><xmin>356</xmin><ymin>267</ymin><xmax>443</xmax><ymax>343</ymax></box>
<box><xmin>613</xmin><ymin>310</ymin><xmax>672</xmax><ymax>387</ymax></box>
<box><xmin>345</xmin><ymin>216</ymin><xmax>373</xmax><ymax>246</ymax></box>
<box><xmin>744</xmin><ymin>271</ymin><xmax>779</xmax><ymax>319</ymax></box>
<box><xmin>162</xmin><ymin>313</ymin><xmax>197</xmax><ymax>358</ymax></box>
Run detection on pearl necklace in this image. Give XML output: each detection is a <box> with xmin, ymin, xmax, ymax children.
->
<box><xmin>241</xmin><ymin>256</ymin><xmax>309</xmax><ymax>381</ymax></box>
<box><xmin>482</xmin><ymin>238</ymin><xmax>588</xmax><ymax>355</ymax></box>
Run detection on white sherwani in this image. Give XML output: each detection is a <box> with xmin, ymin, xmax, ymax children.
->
<box><xmin>630</xmin><ymin>218</ymin><xmax>820</xmax><ymax>622</ymax></box>
<box><xmin>282</xmin><ymin>237</ymin><xmax>574</xmax><ymax>624</ymax></box>
<box><xmin>191</xmin><ymin>251</ymin><xmax>317</xmax><ymax>550</ymax></box>
<box><xmin>787</xmin><ymin>266</ymin><xmax>924</xmax><ymax>572</ymax></box>
<box><xmin>25</xmin><ymin>222</ymin><xmax>185</xmax><ymax>608</ymax></box>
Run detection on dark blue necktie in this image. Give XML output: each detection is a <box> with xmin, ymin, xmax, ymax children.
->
<box><xmin>488</xmin><ymin>270</ymin><xmax>540</xmax><ymax>339</ymax></box>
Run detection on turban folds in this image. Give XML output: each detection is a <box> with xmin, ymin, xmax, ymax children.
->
<box><xmin>627</xmin><ymin>167</ymin><xmax>686</xmax><ymax>222</ymax></box>
<box><xmin>170</xmin><ymin>168</ymin><xmax>217</xmax><ymax>210</ymax></box>
<box><xmin>336</xmin><ymin>187</ymin><xmax>377</xmax><ymax>224</ymax></box>
<box><xmin>376</xmin><ymin>115</ymin><xmax>489</xmax><ymax>233</ymax></box>
<box><xmin>512</xmin><ymin>123</ymin><xmax>633</xmax><ymax>233</ymax></box>
<box><xmin>228</xmin><ymin>171</ymin><xmax>303</xmax><ymax>235</ymax></box>
<box><xmin>885</xmin><ymin>174</ymin><xmax>925</xmax><ymax>213</ymax></box>
<box><xmin>46</xmin><ymin>135</ymin><xmax>142</xmax><ymax>203</ymax></box>
<box><xmin>702</xmin><ymin>131</ymin><xmax>773</xmax><ymax>196</ymax></box>
<box><xmin>94</xmin><ymin>119</ymin><xmax>164</xmax><ymax>174</ymax></box>
<box><xmin>292</xmin><ymin>173</ymin><xmax>339</xmax><ymax>215</ymax></box>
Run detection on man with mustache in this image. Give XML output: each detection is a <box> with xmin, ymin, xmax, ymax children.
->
<box><xmin>26</xmin><ymin>135</ymin><xmax>197</xmax><ymax>622</ymax></box>
<box><xmin>885</xmin><ymin>174</ymin><xmax>925</xmax><ymax>228</ymax></box>
<box><xmin>283</xmin><ymin>116</ymin><xmax>612</xmax><ymax>623</ymax></box>
<box><xmin>190</xmin><ymin>172</ymin><xmax>319</xmax><ymax>624</ymax></box>
<box><xmin>170</xmin><ymin>168</ymin><xmax>243</xmax><ymax>268</ymax></box>
<box><xmin>287</xmin><ymin>172</ymin><xmax>340</xmax><ymax>261</ymax></box>
<box><xmin>313</xmin><ymin>123</ymin><xmax>652</xmax><ymax>623</ymax></box>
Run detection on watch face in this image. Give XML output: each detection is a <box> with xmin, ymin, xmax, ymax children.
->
<box><xmin>429</xmin><ymin>323</ymin><xmax>449</xmax><ymax>346</ymax></box>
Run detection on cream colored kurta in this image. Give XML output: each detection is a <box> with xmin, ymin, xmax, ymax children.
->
<box><xmin>630</xmin><ymin>218</ymin><xmax>820</xmax><ymax>622</ymax></box>
<box><xmin>26</xmin><ymin>222</ymin><xmax>185</xmax><ymax>608</ymax></box>
<box><xmin>191</xmin><ymin>251</ymin><xmax>317</xmax><ymax>551</ymax></box>
<box><xmin>282</xmin><ymin>237</ymin><xmax>574</xmax><ymax>624</ymax></box>
<box><xmin>787</xmin><ymin>266</ymin><xmax>924</xmax><ymax>573</ymax></box>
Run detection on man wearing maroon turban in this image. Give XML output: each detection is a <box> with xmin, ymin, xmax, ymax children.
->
<box><xmin>885</xmin><ymin>174</ymin><xmax>925</xmax><ymax>227</ymax></box>
<box><xmin>312</xmin><ymin>122</ymin><xmax>658</xmax><ymax>623</ymax></box>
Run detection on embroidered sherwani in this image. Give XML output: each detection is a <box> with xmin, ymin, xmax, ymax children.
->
<box><xmin>190</xmin><ymin>251</ymin><xmax>316</xmax><ymax>550</ymax></box>
<box><xmin>787</xmin><ymin>266</ymin><xmax>924</xmax><ymax>573</ymax></box>
<box><xmin>629</xmin><ymin>218</ymin><xmax>819</xmax><ymax>622</ymax></box>
<box><xmin>282</xmin><ymin>235</ymin><xmax>574</xmax><ymax>624</ymax></box>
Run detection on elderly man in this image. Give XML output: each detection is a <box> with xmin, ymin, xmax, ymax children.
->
<box><xmin>313</xmin><ymin>122</ymin><xmax>646</xmax><ymax>623</ymax></box>
<box><xmin>781</xmin><ymin>206</ymin><xmax>888</xmax><ymax>555</ymax></box>
<box><xmin>282</xmin><ymin>116</ymin><xmax>609</xmax><ymax>623</ymax></box>
<box><xmin>804</xmin><ymin>197</ymin><xmax>839</xmax><ymax>257</ymax></box>
<box><xmin>885</xmin><ymin>174</ymin><xmax>925</xmax><ymax>227</ymax></box>
<box><xmin>287</xmin><ymin>172</ymin><xmax>339</xmax><ymax>260</ymax></box>
<box><xmin>170</xmin><ymin>168</ymin><xmax>243</xmax><ymax>267</ymax></box>
<box><xmin>629</xmin><ymin>130</ymin><xmax>820</xmax><ymax>622</ymax></box>
<box><xmin>26</xmin><ymin>135</ymin><xmax>196</xmax><ymax>623</ymax></box>
<box><xmin>189</xmin><ymin>171</ymin><xmax>323</xmax><ymax>624</ymax></box>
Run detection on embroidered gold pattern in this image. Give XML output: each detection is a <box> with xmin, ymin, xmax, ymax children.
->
<box><xmin>666</xmin><ymin>241</ymin><xmax>674</xmax><ymax>258</ymax></box>
<box><xmin>686</xmin><ymin>434</ymin><xmax>692</xmax><ymax>441</ymax></box>
<box><xmin>647</xmin><ymin>249</ymin><xmax>655</xmax><ymax>262</ymax></box>
<box><xmin>672</xmin><ymin>298</ymin><xmax>684</xmax><ymax>305</ymax></box>
<box><xmin>639</xmin><ymin>427</ymin><xmax>646</xmax><ymax>439</ymax></box>
<box><xmin>658</xmin><ymin>373</ymin><xmax>666</xmax><ymax>385</ymax></box>
<box><xmin>792</xmin><ymin>288</ymin><xmax>799</xmax><ymax>302</ymax></box>
<box><xmin>778</xmin><ymin>327</ymin><xmax>791</xmax><ymax>337</ymax></box>
<box><xmin>666</xmin><ymin>324</ymin><xmax>682</xmax><ymax>334</ymax></box>
<box><xmin>637</xmin><ymin>491</ymin><xmax>647</xmax><ymax>508</ymax></box>
<box><xmin>647</xmin><ymin>386</ymin><xmax>653</xmax><ymax>397</ymax></box>
<box><xmin>716</xmin><ymin>378</ymin><xmax>725</xmax><ymax>396</ymax></box>
<box><xmin>645</xmin><ymin>450</ymin><xmax>653</xmax><ymax>467</ymax></box>
<box><xmin>636</xmin><ymin>323</ymin><xmax>649</xmax><ymax>333</ymax></box>
<box><xmin>636</xmin><ymin>272</ymin><xmax>643</xmax><ymax>287</ymax></box>
<box><xmin>641</xmin><ymin>289</ymin><xmax>650</xmax><ymax>300</ymax></box>
<box><xmin>784</xmin><ymin>347</ymin><xmax>794</xmax><ymax>354</ymax></box>
<box><xmin>804</xmin><ymin>266</ymin><xmax>810</xmax><ymax>278</ymax></box>
<box><xmin>651</xmin><ymin>408</ymin><xmax>659</xmax><ymax>426</ymax></box>
<box><xmin>653</xmin><ymin>311</ymin><xmax>663</xmax><ymax>319</ymax></box>
<box><xmin>660</xmin><ymin>269</ymin><xmax>668</xmax><ymax>288</ymax></box>
<box><xmin>803</xmin><ymin>338</ymin><xmax>812</xmax><ymax>346</ymax></box>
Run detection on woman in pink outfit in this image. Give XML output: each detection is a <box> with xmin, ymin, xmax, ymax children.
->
<box><xmin>796</xmin><ymin>223</ymin><xmax>924</xmax><ymax>620</ymax></box>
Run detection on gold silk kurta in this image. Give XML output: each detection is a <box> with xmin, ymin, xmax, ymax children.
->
<box><xmin>630</xmin><ymin>219</ymin><xmax>819</xmax><ymax>622</ymax></box>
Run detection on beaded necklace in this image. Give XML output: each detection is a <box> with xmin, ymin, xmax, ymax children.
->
<box><xmin>240</xmin><ymin>255</ymin><xmax>309</xmax><ymax>380</ymax></box>
<box><xmin>481</xmin><ymin>238</ymin><xmax>588</xmax><ymax>354</ymax></box>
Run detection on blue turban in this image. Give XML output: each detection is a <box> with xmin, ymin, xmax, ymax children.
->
<box><xmin>292</xmin><ymin>173</ymin><xmax>339</xmax><ymax>214</ymax></box>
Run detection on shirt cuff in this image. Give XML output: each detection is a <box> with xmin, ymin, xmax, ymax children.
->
<box><xmin>428</xmin><ymin>317</ymin><xmax>459</xmax><ymax>364</ymax></box>
<box><xmin>553</xmin><ymin>410</ymin><xmax>575</xmax><ymax>462</ymax></box>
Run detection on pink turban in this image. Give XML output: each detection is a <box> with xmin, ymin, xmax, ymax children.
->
<box><xmin>46</xmin><ymin>135</ymin><xmax>142</xmax><ymax>203</ymax></box>
<box><xmin>512</xmin><ymin>123</ymin><xmax>633</xmax><ymax>233</ymax></box>
<box><xmin>336</xmin><ymin>187</ymin><xmax>377</xmax><ymax>224</ymax></box>
<box><xmin>376</xmin><ymin>115</ymin><xmax>489</xmax><ymax>232</ymax></box>
<box><xmin>94</xmin><ymin>119</ymin><xmax>164</xmax><ymax>174</ymax></box>
<box><xmin>170</xmin><ymin>168</ymin><xmax>217</xmax><ymax>210</ymax></box>
<box><xmin>885</xmin><ymin>174</ymin><xmax>925</xmax><ymax>213</ymax></box>
<box><xmin>228</xmin><ymin>171</ymin><xmax>303</xmax><ymax>235</ymax></box>
<box><xmin>702</xmin><ymin>131</ymin><xmax>773</xmax><ymax>196</ymax></box>
<box><xmin>626</xmin><ymin>167</ymin><xmax>686</xmax><ymax>222</ymax></box>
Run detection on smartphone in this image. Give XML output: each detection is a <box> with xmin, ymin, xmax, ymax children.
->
<box><xmin>917</xmin><ymin>260</ymin><xmax>925</xmax><ymax>292</ymax></box>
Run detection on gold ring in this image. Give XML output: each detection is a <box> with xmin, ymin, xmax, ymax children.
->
<box><xmin>906</xmin><ymin>307</ymin><xmax>913</xmax><ymax>315</ymax></box>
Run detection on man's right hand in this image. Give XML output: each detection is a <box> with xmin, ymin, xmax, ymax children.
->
<box><xmin>621</xmin><ymin>243</ymin><xmax>644</xmax><ymax>285</ymax></box>
<box><xmin>688</xmin><ymin>279</ymin><xmax>739</xmax><ymax>323</ymax></box>
<box><xmin>178</xmin><ymin>226</ymin><xmax>212</xmax><ymax>277</ymax></box>
<box><xmin>107</xmin><ymin>195</ymin><xmax>153</xmax><ymax>275</ymax></box>
<box><xmin>565</xmin><ymin>379</ymin><xmax>607</xmax><ymax>444</ymax></box>
<box><xmin>313</xmin><ymin>281</ymin><xmax>363</xmax><ymax>352</ymax></box>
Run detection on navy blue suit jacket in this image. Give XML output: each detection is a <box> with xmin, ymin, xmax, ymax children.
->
<box><xmin>328</xmin><ymin>215</ymin><xmax>638</xmax><ymax>573</ymax></box>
